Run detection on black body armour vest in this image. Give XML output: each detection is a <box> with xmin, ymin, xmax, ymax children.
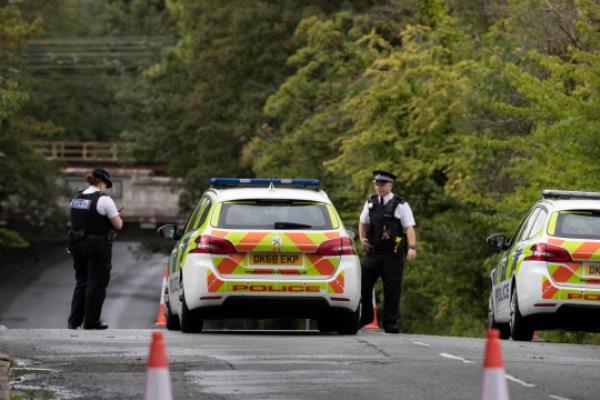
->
<box><xmin>70</xmin><ymin>191</ymin><xmax>112</xmax><ymax>236</ymax></box>
<box><xmin>367</xmin><ymin>195</ymin><xmax>405</xmax><ymax>247</ymax></box>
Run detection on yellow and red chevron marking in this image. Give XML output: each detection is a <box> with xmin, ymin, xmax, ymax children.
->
<box><xmin>544</xmin><ymin>238</ymin><xmax>600</xmax><ymax>284</ymax></box>
<box><xmin>328</xmin><ymin>272</ymin><xmax>345</xmax><ymax>294</ymax></box>
<box><xmin>209</xmin><ymin>230</ymin><xmax>341</xmax><ymax>253</ymax></box>
<box><xmin>237</xmin><ymin>232</ymin><xmax>270</xmax><ymax>252</ymax></box>
<box><xmin>547</xmin><ymin>262</ymin><xmax>580</xmax><ymax>284</ymax></box>
<box><xmin>213</xmin><ymin>253</ymin><xmax>245</xmax><ymax>274</ymax></box>
<box><xmin>207</xmin><ymin>271</ymin><xmax>224</xmax><ymax>293</ymax></box>
<box><xmin>211</xmin><ymin>229</ymin><xmax>229</xmax><ymax>239</ymax></box>
<box><xmin>541</xmin><ymin>277</ymin><xmax>600</xmax><ymax>301</ymax></box>
<box><xmin>284</xmin><ymin>232</ymin><xmax>319</xmax><ymax>252</ymax></box>
<box><xmin>207</xmin><ymin>229</ymin><xmax>343</xmax><ymax>277</ymax></box>
<box><xmin>307</xmin><ymin>254</ymin><xmax>336</xmax><ymax>275</ymax></box>
<box><xmin>542</xmin><ymin>276</ymin><xmax>559</xmax><ymax>299</ymax></box>
<box><xmin>548</xmin><ymin>238</ymin><xmax>600</xmax><ymax>260</ymax></box>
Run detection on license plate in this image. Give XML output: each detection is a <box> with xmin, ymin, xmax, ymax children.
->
<box><xmin>583</xmin><ymin>264</ymin><xmax>600</xmax><ymax>277</ymax></box>
<box><xmin>251</xmin><ymin>253</ymin><xmax>303</xmax><ymax>266</ymax></box>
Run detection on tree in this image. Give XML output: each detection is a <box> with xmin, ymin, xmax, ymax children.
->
<box><xmin>0</xmin><ymin>4</ymin><xmax>64</xmax><ymax>254</ymax></box>
<box><xmin>127</xmin><ymin>1</ymin><xmax>359</xmax><ymax>210</ymax></box>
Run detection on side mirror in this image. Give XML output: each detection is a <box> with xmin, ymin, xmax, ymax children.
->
<box><xmin>345</xmin><ymin>226</ymin><xmax>358</xmax><ymax>241</ymax></box>
<box><xmin>158</xmin><ymin>224</ymin><xmax>180</xmax><ymax>240</ymax></box>
<box><xmin>487</xmin><ymin>234</ymin><xmax>508</xmax><ymax>252</ymax></box>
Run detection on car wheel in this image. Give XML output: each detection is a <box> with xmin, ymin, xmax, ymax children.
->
<box><xmin>335</xmin><ymin>307</ymin><xmax>360</xmax><ymax>335</ymax></box>
<box><xmin>488</xmin><ymin>292</ymin><xmax>510</xmax><ymax>340</ymax></box>
<box><xmin>510</xmin><ymin>287</ymin><xmax>534</xmax><ymax>341</ymax></box>
<box><xmin>180</xmin><ymin>288</ymin><xmax>203</xmax><ymax>333</ymax></box>
<box><xmin>164</xmin><ymin>288</ymin><xmax>180</xmax><ymax>331</ymax></box>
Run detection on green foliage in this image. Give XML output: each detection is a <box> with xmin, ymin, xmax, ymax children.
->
<box><xmin>0</xmin><ymin>227</ymin><xmax>28</xmax><ymax>250</ymax></box>
<box><xmin>0</xmin><ymin>4</ymin><xmax>65</xmax><ymax>254</ymax></box>
<box><xmin>16</xmin><ymin>0</ymin><xmax>172</xmax><ymax>141</ymax></box>
<box><xmin>243</xmin><ymin>11</ymin><xmax>393</xmax><ymax>183</ymax></box>
<box><xmin>128</xmin><ymin>1</ymin><xmax>355</xmax><ymax>210</ymax></box>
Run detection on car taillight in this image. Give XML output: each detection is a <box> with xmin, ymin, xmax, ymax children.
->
<box><xmin>525</xmin><ymin>243</ymin><xmax>572</xmax><ymax>262</ymax></box>
<box><xmin>190</xmin><ymin>235</ymin><xmax>236</xmax><ymax>254</ymax></box>
<box><xmin>316</xmin><ymin>237</ymin><xmax>355</xmax><ymax>255</ymax></box>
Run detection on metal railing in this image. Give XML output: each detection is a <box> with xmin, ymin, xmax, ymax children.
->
<box><xmin>32</xmin><ymin>141</ymin><xmax>126</xmax><ymax>162</ymax></box>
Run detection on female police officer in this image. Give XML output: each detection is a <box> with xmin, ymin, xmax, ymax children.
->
<box><xmin>358</xmin><ymin>170</ymin><xmax>416</xmax><ymax>333</ymax></box>
<box><xmin>68</xmin><ymin>168</ymin><xmax>123</xmax><ymax>330</ymax></box>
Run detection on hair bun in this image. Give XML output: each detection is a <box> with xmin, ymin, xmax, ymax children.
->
<box><xmin>85</xmin><ymin>172</ymin><xmax>95</xmax><ymax>185</ymax></box>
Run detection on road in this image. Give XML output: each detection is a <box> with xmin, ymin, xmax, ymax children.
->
<box><xmin>0</xmin><ymin>242</ymin><xmax>165</xmax><ymax>329</ymax></box>
<box><xmin>0</xmin><ymin>243</ymin><xmax>599</xmax><ymax>399</ymax></box>
<box><xmin>1</xmin><ymin>329</ymin><xmax>599</xmax><ymax>399</ymax></box>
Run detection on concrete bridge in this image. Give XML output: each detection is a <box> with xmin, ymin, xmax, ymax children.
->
<box><xmin>34</xmin><ymin>141</ymin><xmax>183</xmax><ymax>228</ymax></box>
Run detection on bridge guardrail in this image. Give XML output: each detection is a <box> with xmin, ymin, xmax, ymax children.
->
<box><xmin>32</xmin><ymin>141</ymin><xmax>127</xmax><ymax>162</ymax></box>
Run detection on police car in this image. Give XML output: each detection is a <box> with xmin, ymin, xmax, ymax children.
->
<box><xmin>488</xmin><ymin>190</ymin><xmax>600</xmax><ymax>341</ymax></box>
<box><xmin>158</xmin><ymin>178</ymin><xmax>361</xmax><ymax>334</ymax></box>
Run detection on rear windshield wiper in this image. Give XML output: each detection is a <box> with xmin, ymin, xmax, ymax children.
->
<box><xmin>274</xmin><ymin>221</ymin><xmax>312</xmax><ymax>230</ymax></box>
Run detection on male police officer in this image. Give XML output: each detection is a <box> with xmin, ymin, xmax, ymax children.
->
<box><xmin>358</xmin><ymin>170</ymin><xmax>416</xmax><ymax>333</ymax></box>
<box><xmin>68</xmin><ymin>168</ymin><xmax>122</xmax><ymax>330</ymax></box>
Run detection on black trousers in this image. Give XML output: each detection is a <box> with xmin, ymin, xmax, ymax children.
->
<box><xmin>68</xmin><ymin>238</ymin><xmax>112</xmax><ymax>327</ymax></box>
<box><xmin>360</xmin><ymin>249</ymin><xmax>404</xmax><ymax>330</ymax></box>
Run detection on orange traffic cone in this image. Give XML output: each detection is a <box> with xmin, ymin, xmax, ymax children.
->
<box><xmin>363</xmin><ymin>289</ymin><xmax>380</xmax><ymax>330</ymax></box>
<box><xmin>481</xmin><ymin>329</ymin><xmax>509</xmax><ymax>400</ymax></box>
<box><xmin>144</xmin><ymin>331</ymin><xmax>173</xmax><ymax>400</ymax></box>
<box><xmin>154</xmin><ymin>264</ymin><xmax>168</xmax><ymax>327</ymax></box>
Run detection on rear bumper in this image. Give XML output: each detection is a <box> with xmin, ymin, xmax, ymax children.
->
<box><xmin>517</xmin><ymin>261</ymin><xmax>600</xmax><ymax>320</ymax></box>
<box><xmin>193</xmin><ymin>296</ymin><xmax>355</xmax><ymax>319</ymax></box>
<box><xmin>181</xmin><ymin>254</ymin><xmax>361</xmax><ymax>315</ymax></box>
<box><xmin>526</xmin><ymin>304</ymin><xmax>600</xmax><ymax>331</ymax></box>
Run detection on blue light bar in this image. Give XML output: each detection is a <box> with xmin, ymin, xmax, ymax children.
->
<box><xmin>210</xmin><ymin>178</ymin><xmax>320</xmax><ymax>188</ymax></box>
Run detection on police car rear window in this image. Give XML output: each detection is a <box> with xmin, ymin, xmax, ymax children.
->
<box><xmin>552</xmin><ymin>211</ymin><xmax>600</xmax><ymax>239</ymax></box>
<box><xmin>217</xmin><ymin>200</ymin><xmax>333</xmax><ymax>230</ymax></box>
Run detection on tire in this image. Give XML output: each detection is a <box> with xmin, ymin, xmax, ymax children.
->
<box><xmin>488</xmin><ymin>292</ymin><xmax>510</xmax><ymax>340</ymax></box>
<box><xmin>180</xmin><ymin>289</ymin><xmax>204</xmax><ymax>333</ymax></box>
<box><xmin>510</xmin><ymin>287</ymin><xmax>534</xmax><ymax>341</ymax></box>
<box><xmin>164</xmin><ymin>288</ymin><xmax>180</xmax><ymax>331</ymax></box>
<box><xmin>335</xmin><ymin>308</ymin><xmax>360</xmax><ymax>335</ymax></box>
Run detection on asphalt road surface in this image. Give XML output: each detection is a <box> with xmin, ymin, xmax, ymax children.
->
<box><xmin>0</xmin><ymin>242</ymin><xmax>165</xmax><ymax>329</ymax></box>
<box><xmin>1</xmin><ymin>243</ymin><xmax>599</xmax><ymax>399</ymax></box>
<box><xmin>1</xmin><ymin>329</ymin><xmax>600</xmax><ymax>399</ymax></box>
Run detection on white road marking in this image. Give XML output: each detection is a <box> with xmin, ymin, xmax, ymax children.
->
<box><xmin>548</xmin><ymin>395</ymin><xmax>573</xmax><ymax>400</ymax></box>
<box><xmin>504</xmin><ymin>374</ymin><xmax>536</xmax><ymax>388</ymax></box>
<box><xmin>411</xmin><ymin>341</ymin><xmax>430</xmax><ymax>347</ymax></box>
<box><xmin>438</xmin><ymin>353</ymin><xmax>475</xmax><ymax>364</ymax></box>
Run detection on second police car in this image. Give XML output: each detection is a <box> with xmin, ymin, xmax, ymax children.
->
<box><xmin>158</xmin><ymin>178</ymin><xmax>361</xmax><ymax>334</ymax></box>
<box><xmin>488</xmin><ymin>190</ymin><xmax>600</xmax><ymax>340</ymax></box>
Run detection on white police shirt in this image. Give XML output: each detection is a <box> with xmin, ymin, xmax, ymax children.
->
<box><xmin>359</xmin><ymin>192</ymin><xmax>415</xmax><ymax>229</ymax></box>
<box><xmin>81</xmin><ymin>186</ymin><xmax>119</xmax><ymax>219</ymax></box>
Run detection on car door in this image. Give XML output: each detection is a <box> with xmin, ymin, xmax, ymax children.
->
<box><xmin>167</xmin><ymin>195</ymin><xmax>212</xmax><ymax>314</ymax></box>
<box><xmin>493</xmin><ymin>207</ymin><xmax>540</xmax><ymax>319</ymax></box>
<box><xmin>176</xmin><ymin>195</ymin><xmax>212</xmax><ymax>272</ymax></box>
